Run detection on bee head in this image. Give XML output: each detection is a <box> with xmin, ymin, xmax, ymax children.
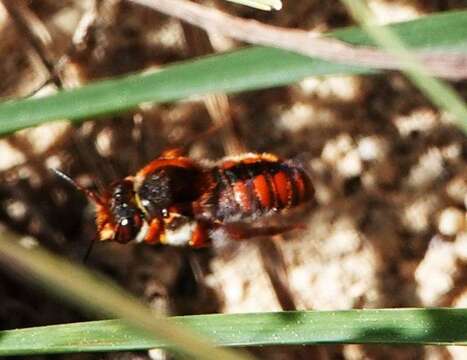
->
<box><xmin>53</xmin><ymin>170</ymin><xmax>147</xmax><ymax>244</ymax></box>
<box><xmin>98</xmin><ymin>179</ymin><xmax>147</xmax><ymax>243</ymax></box>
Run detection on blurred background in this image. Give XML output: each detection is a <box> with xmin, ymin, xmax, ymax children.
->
<box><xmin>0</xmin><ymin>0</ymin><xmax>466</xmax><ymax>359</ymax></box>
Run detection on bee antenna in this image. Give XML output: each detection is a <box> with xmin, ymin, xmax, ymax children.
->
<box><xmin>52</xmin><ymin>168</ymin><xmax>78</xmax><ymax>187</ymax></box>
<box><xmin>52</xmin><ymin>168</ymin><xmax>102</xmax><ymax>205</ymax></box>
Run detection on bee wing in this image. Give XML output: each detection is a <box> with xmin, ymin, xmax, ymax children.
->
<box><xmin>208</xmin><ymin>205</ymin><xmax>311</xmax><ymax>254</ymax></box>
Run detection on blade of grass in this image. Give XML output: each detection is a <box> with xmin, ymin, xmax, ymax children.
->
<box><xmin>0</xmin><ymin>47</ymin><xmax>367</xmax><ymax>136</ymax></box>
<box><xmin>340</xmin><ymin>1</ymin><xmax>467</xmax><ymax>133</ymax></box>
<box><xmin>0</xmin><ymin>230</ymin><xmax>253</xmax><ymax>360</ymax></box>
<box><xmin>0</xmin><ymin>11</ymin><xmax>466</xmax><ymax>135</ymax></box>
<box><xmin>225</xmin><ymin>0</ymin><xmax>282</xmax><ymax>11</ymax></box>
<box><xmin>135</xmin><ymin>0</ymin><xmax>467</xmax><ymax>80</ymax></box>
<box><xmin>1</xmin><ymin>308</ymin><xmax>466</xmax><ymax>356</ymax></box>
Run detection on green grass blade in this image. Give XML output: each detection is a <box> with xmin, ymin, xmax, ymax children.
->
<box><xmin>1</xmin><ymin>308</ymin><xmax>466</xmax><ymax>356</ymax></box>
<box><xmin>335</xmin><ymin>10</ymin><xmax>467</xmax><ymax>50</ymax></box>
<box><xmin>340</xmin><ymin>1</ymin><xmax>467</xmax><ymax>133</ymax></box>
<box><xmin>0</xmin><ymin>11</ymin><xmax>466</xmax><ymax>135</ymax></box>
<box><xmin>0</xmin><ymin>230</ymin><xmax>253</xmax><ymax>360</ymax></box>
<box><xmin>0</xmin><ymin>47</ymin><xmax>367</xmax><ymax>135</ymax></box>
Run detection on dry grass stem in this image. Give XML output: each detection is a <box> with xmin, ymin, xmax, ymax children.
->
<box><xmin>130</xmin><ymin>0</ymin><xmax>467</xmax><ymax>80</ymax></box>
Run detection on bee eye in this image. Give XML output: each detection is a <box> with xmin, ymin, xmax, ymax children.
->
<box><xmin>115</xmin><ymin>221</ymin><xmax>132</xmax><ymax>244</ymax></box>
<box><xmin>133</xmin><ymin>214</ymin><xmax>143</xmax><ymax>227</ymax></box>
<box><xmin>114</xmin><ymin>213</ymin><xmax>144</xmax><ymax>244</ymax></box>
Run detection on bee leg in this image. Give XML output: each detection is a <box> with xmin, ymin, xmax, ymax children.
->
<box><xmin>160</xmin><ymin>148</ymin><xmax>185</xmax><ymax>158</ymax></box>
<box><xmin>189</xmin><ymin>222</ymin><xmax>209</xmax><ymax>248</ymax></box>
<box><xmin>222</xmin><ymin>223</ymin><xmax>301</xmax><ymax>241</ymax></box>
<box><xmin>144</xmin><ymin>218</ymin><xmax>164</xmax><ymax>244</ymax></box>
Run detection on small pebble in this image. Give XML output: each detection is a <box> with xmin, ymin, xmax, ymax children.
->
<box><xmin>438</xmin><ymin>207</ymin><xmax>465</xmax><ymax>236</ymax></box>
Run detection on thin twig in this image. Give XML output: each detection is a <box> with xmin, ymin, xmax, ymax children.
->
<box><xmin>181</xmin><ymin>23</ymin><xmax>245</xmax><ymax>155</ymax></box>
<box><xmin>257</xmin><ymin>237</ymin><xmax>330</xmax><ymax>360</ymax></box>
<box><xmin>1</xmin><ymin>0</ymin><xmax>117</xmax><ymax>186</ymax></box>
<box><xmin>129</xmin><ymin>0</ymin><xmax>467</xmax><ymax>80</ymax></box>
<box><xmin>1</xmin><ymin>0</ymin><xmax>60</xmax><ymax>87</ymax></box>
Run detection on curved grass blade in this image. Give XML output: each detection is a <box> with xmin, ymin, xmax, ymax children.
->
<box><xmin>0</xmin><ymin>47</ymin><xmax>367</xmax><ymax>136</ymax></box>
<box><xmin>0</xmin><ymin>308</ymin><xmax>466</xmax><ymax>356</ymax></box>
<box><xmin>0</xmin><ymin>230</ymin><xmax>253</xmax><ymax>360</ymax></box>
<box><xmin>340</xmin><ymin>0</ymin><xmax>467</xmax><ymax>133</ymax></box>
<box><xmin>0</xmin><ymin>11</ymin><xmax>466</xmax><ymax>135</ymax></box>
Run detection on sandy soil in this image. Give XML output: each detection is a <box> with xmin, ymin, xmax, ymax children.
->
<box><xmin>0</xmin><ymin>1</ymin><xmax>465</xmax><ymax>359</ymax></box>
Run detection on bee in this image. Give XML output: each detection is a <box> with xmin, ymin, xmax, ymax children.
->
<box><xmin>55</xmin><ymin>149</ymin><xmax>314</xmax><ymax>248</ymax></box>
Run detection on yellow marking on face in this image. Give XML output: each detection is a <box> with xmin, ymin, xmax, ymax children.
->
<box><xmin>159</xmin><ymin>231</ymin><xmax>167</xmax><ymax>244</ymax></box>
<box><xmin>134</xmin><ymin>192</ymin><xmax>149</xmax><ymax>218</ymax></box>
<box><xmin>99</xmin><ymin>225</ymin><xmax>115</xmax><ymax>241</ymax></box>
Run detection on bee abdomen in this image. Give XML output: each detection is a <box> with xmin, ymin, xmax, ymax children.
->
<box><xmin>267</xmin><ymin>164</ymin><xmax>312</xmax><ymax>209</ymax></box>
<box><xmin>204</xmin><ymin>155</ymin><xmax>313</xmax><ymax>222</ymax></box>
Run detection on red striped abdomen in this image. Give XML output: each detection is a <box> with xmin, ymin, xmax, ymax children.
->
<box><xmin>194</xmin><ymin>154</ymin><xmax>313</xmax><ymax>223</ymax></box>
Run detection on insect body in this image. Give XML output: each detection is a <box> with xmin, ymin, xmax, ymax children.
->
<box><xmin>57</xmin><ymin>150</ymin><xmax>314</xmax><ymax>247</ymax></box>
<box><xmin>195</xmin><ymin>153</ymin><xmax>311</xmax><ymax>224</ymax></box>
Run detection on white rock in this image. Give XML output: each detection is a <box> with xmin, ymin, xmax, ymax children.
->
<box><xmin>337</xmin><ymin>150</ymin><xmax>363</xmax><ymax>177</ymax></box>
<box><xmin>446</xmin><ymin>176</ymin><xmax>467</xmax><ymax>205</ymax></box>
<box><xmin>438</xmin><ymin>207</ymin><xmax>465</xmax><ymax>236</ymax></box>
<box><xmin>357</xmin><ymin>136</ymin><xmax>388</xmax><ymax>161</ymax></box>
<box><xmin>407</xmin><ymin>148</ymin><xmax>444</xmax><ymax>188</ymax></box>
<box><xmin>321</xmin><ymin>134</ymin><xmax>353</xmax><ymax>164</ymax></box>
<box><xmin>454</xmin><ymin>232</ymin><xmax>467</xmax><ymax>261</ymax></box>
<box><xmin>415</xmin><ymin>237</ymin><xmax>458</xmax><ymax>306</ymax></box>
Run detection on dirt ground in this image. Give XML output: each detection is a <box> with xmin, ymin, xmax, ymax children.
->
<box><xmin>0</xmin><ymin>1</ymin><xmax>466</xmax><ymax>359</ymax></box>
